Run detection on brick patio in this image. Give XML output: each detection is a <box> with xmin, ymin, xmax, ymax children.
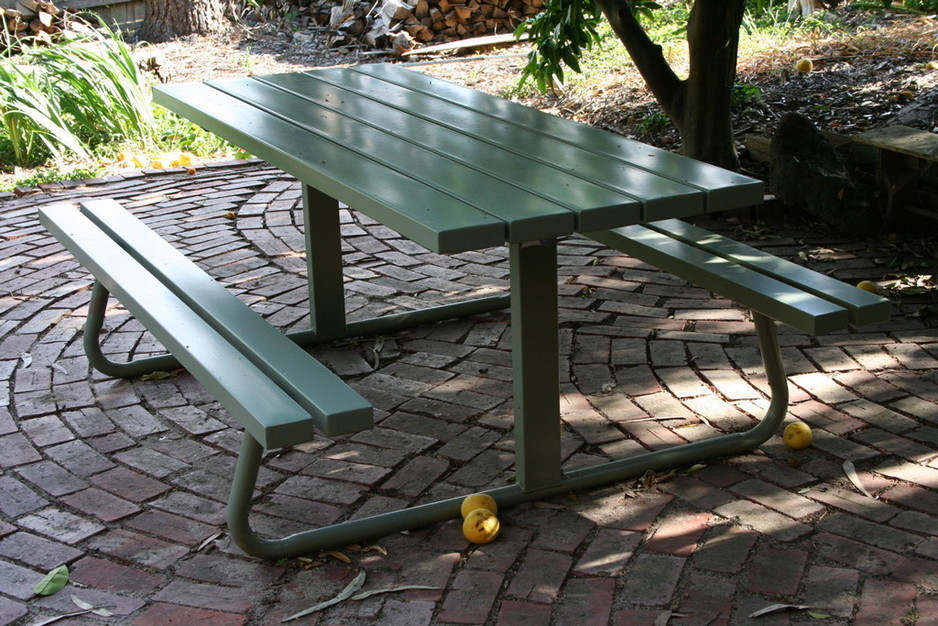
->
<box><xmin>1</xmin><ymin>161</ymin><xmax>936</xmax><ymax>624</ymax></box>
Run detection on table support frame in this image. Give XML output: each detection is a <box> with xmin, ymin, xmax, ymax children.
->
<box><xmin>81</xmin><ymin>192</ymin><xmax>791</xmax><ymax>560</ymax></box>
<box><xmin>225</xmin><ymin>311</ymin><xmax>789</xmax><ymax>559</ymax></box>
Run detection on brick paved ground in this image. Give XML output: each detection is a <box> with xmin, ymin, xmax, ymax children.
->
<box><xmin>0</xmin><ymin>161</ymin><xmax>936</xmax><ymax>625</ymax></box>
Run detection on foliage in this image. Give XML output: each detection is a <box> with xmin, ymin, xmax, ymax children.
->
<box><xmin>516</xmin><ymin>0</ymin><xmax>803</xmax><ymax>92</ymax></box>
<box><xmin>6</xmin><ymin>163</ymin><xmax>106</xmax><ymax>190</ymax></box>
<box><xmin>0</xmin><ymin>21</ymin><xmax>155</xmax><ymax>168</ymax></box>
<box><xmin>514</xmin><ymin>0</ymin><xmax>606</xmax><ymax>91</ymax></box>
<box><xmin>875</xmin><ymin>0</ymin><xmax>938</xmax><ymax>13</ymax></box>
<box><xmin>731</xmin><ymin>82</ymin><xmax>762</xmax><ymax>110</ymax></box>
<box><xmin>152</xmin><ymin>106</ymin><xmax>231</xmax><ymax>156</ymax></box>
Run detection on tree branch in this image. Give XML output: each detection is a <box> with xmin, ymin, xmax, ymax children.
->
<box><xmin>593</xmin><ymin>0</ymin><xmax>684</xmax><ymax>123</ymax></box>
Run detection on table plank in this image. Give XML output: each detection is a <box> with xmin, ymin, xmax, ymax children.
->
<box><xmin>154</xmin><ymin>82</ymin><xmax>506</xmax><ymax>253</ymax></box>
<box><xmin>356</xmin><ymin>64</ymin><xmax>764</xmax><ymax>212</ymax></box>
<box><xmin>259</xmin><ymin>72</ymin><xmax>650</xmax><ymax>232</ymax></box>
<box><xmin>212</xmin><ymin>76</ymin><xmax>577</xmax><ymax>242</ymax></box>
<box><xmin>291</xmin><ymin>70</ymin><xmax>703</xmax><ymax>226</ymax></box>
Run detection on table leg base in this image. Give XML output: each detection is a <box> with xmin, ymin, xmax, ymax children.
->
<box><xmin>227</xmin><ymin>312</ymin><xmax>789</xmax><ymax>559</ymax></box>
<box><xmin>288</xmin><ymin>294</ymin><xmax>511</xmax><ymax>346</ymax></box>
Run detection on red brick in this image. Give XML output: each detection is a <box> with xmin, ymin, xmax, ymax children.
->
<box><xmin>618</xmin><ymin>553</ymin><xmax>685</xmax><ymax>606</ymax></box>
<box><xmin>153</xmin><ymin>580</ymin><xmax>257</xmax><ymax>613</ymax></box>
<box><xmin>881</xmin><ymin>483</ymin><xmax>938</xmax><ymax>516</ymax></box>
<box><xmin>657</xmin><ymin>475</ymin><xmax>735</xmax><ymax>510</ymax></box>
<box><xmin>438</xmin><ymin>569</ymin><xmax>502</xmax><ymax>624</ymax></box>
<box><xmin>0</xmin><ymin>596</ymin><xmax>28</xmax><ymax>624</ymax></box>
<box><xmin>61</xmin><ymin>487</ymin><xmax>140</xmax><ymax>522</ymax></box>
<box><xmin>613</xmin><ymin>609</ymin><xmax>666</xmax><ymax>625</ymax></box>
<box><xmin>854</xmin><ymin>579</ymin><xmax>917</xmax><ymax>625</ymax></box>
<box><xmin>574</xmin><ymin>528</ymin><xmax>641</xmax><ymax>576</ymax></box>
<box><xmin>875</xmin><ymin>460</ymin><xmax>938</xmax><ymax>489</ymax></box>
<box><xmin>0</xmin><ymin>532</ymin><xmax>82</xmax><ymax>570</ymax></box>
<box><xmin>71</xmin><ymin>556</ymin><xmax>165</xmax><ymax>594</ymax></box>
<box><xmin>744</xmin><ymin>543</ymin><xmax>808</xmax><ymax>596</ymax></box>
<box><xmin>506</xmin><ymin>548</ymin><xmax>573</xmax><ymax>603</ymax></box>
<box><xmin>529</xmin><ymin>508</ymin><xmax>595</xmax><ymax>553</ymax></box>
<box><xmin>604</xmin><ymin>493</ymin><xmax>673</xmax><ymax>532</ymax></box>
<box><xmin>677</xmin><ymin>572</ymin><xmax>735</xmax><ymax>625</ymax></box>
<box><xmin>695</xmin><ymin>525</ymin><xmax>759</xmax><ymax>574</ymax></box>
<box><xmin>90</xmin><ymin>465</ymin><xmax>171</xmax><ymax>502</ymax></box>
<box><xmin>87</xmin><ymin>529</ymin><xmax>189</xmax><ymax>569</ymax></box>
<box><xmin>646</xmin><ymin>512</ymin><xmax>712</xmax><ymax>556</ymax></box>
<box><xmin>801</xmin><ymin>565</ymin><xmax>859</xmax><ymax>618</ymax></box>
<box><xmin>731</xmin><ymin>479</ymin><xmax>825</xmax><ymax>520</ymax></box>
<box><xmin>497</xmin><ymin>600</ymin><xmax>552</xmax><ymax>625</ymax></box>
<box><xmin>132</xmin><ymin>602</ymin><xmax>247</xmax><ymax>626</ymax></box>
<box><xmin>174</xmin><ymin>553</ymin><xmax>284</xmax><ymax>587</ymax></box>
<box><xmin>125</xmin><ymin>509</ymin><xmax>217</xmax><ymax>546</ymax></box>
<box><xmin>807</xmin><ymin>485</ymin><xmax>898</xmax><ymax>523</ymax></box>
<box><xmin>812</xmin><ymin>532</ymin><xmax>904</xmax><ymax>577</ymax></box>
<box><xmin>553</xmin><ymin>577</ymin><xmax>615</xmax><ymax>626</ymax></box>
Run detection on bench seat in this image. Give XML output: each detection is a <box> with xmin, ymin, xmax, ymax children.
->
<box><xmin>587</xmin><ymin>218</ymin><xmax>891</xmax><ymax>336</ymax></box>
<box><xmin>39</xmin><ymin>199</ymin><xmax>373</xmax><ymax>558</ymax></box>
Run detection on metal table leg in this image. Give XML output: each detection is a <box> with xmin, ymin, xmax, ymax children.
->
<box><xmin>302</xmin><ymin>184</ymin><xmax>347</xmax><ymax>337</ymax></box>
<box><xmin>510</xmin><ymin>240</ymin><xmax>563</xmax><ymax>491</ymax></box>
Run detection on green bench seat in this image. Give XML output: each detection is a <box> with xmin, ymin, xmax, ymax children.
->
<box><xmin>587</xmin><ymin>218</ymin><xmax>891</xmax><ymax>336</ymax></box>
<box><xmin>39</xmin><ymin>199</ymin><xmax>374</xmax><ymax>558</ymax></box>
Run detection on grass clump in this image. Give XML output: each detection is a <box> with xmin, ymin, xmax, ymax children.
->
<box><xmin>0</xmin><ymin>21</ymin><xmax>155</xmax><ymax>168</ymax></box>
<box><xmin>0</xmin><ymin>19</ymin><xmax>243</xmax><ymax>192</ymax></box>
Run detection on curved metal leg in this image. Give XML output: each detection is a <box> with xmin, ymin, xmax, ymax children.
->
<box><xmin>555</xmin><ymin>311</ymin><xmax>789</xmax><ymax>490</ymax></box>
<box><xmin>84</xmin><ymin>281</ymin><xmax>182</xmax><ymax>378</ymax></box>
<box><xmin>226</xmin><ymin>312</ymin><xmax>789</xmax><ymax>559</ymax></box>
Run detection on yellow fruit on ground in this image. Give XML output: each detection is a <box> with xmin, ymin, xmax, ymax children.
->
<box><xmin>856</xmin><ymin>280</ymin><xmax>878</xmax><ymax>293</ymax></box>
<box><xmin>795</xmin><ymin>58</ymin><xmax>813</xmax><ymax>73</ymax></box>
<box><xmin>460</xmin><ymin>493</ymin><xmax>498</xmax><ymax>518</ymax></box>
<box><xmin>927</xmin><ymin>61</ymin><xmax>938</xmax><ymax>71</ymax></box>
<box><xmin>783</xmin><ymin>422</ymin><xmax>813</xmax><ymax>450</ymax></box>
<box><xmin>462</xmin><ymin>508</ymin><xmax>500</xmax><ymax>544</ymax></box>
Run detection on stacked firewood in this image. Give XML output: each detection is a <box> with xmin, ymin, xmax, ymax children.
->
<box><xmin>273</xmin><ymin>0</ymin><xmax>543</xmax><ymax>51</ymax></box>
<box><xmin>368</xmin><ymin>0</ymin><xmax>544</xmax><ymax>46</ymax></box>
<box><xmin>1</xmin><ymin>0</ymin><xmax>69</xmax><ymax>50</ymax></box>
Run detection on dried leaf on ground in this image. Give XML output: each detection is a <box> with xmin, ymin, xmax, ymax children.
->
<box><xmin>843</xmin><ymin>460</ymin><xmax>875</xmax><ymax>498</ymax></box>
<box><xmin>749</xmin><ymin>603</ymin><xmax>813</xmax><ymax>617</ymax></box>
<box><xmin>281</xmin><ymin>570</ymin><xmax>367</xmax><ymax>622</ymax></box>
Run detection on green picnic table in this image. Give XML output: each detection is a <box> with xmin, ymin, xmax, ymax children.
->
<box><xmin>52</xmin><ymin>62</ymin><xmax>883</xmax><ymax>558</ymax></box>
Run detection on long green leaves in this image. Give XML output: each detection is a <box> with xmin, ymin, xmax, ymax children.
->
<box><xmin>0</xmin><ymin>20</ymin><xmax>155</xmax><ymax>167</ymax></box>
<box><xmin>514</xmin><ymin>0</ymin><xmax>606</xmax><ymax>92</ymax></box>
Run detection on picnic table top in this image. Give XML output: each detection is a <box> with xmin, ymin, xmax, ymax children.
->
<box><xmin>154</xmin><ymin>63</ymin><xmax>763</xmax><ymax>254</ymax></box>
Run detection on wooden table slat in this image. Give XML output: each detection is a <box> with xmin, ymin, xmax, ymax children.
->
<box><xmin>355</xmin><ymin>64</ymin><xmax>763</xmax><ymax>211</ymax></box>
<box><xmin>154</xmin><ymin>82</ymin><xmax>507</xmax><ymax>253</ymax></box>
<box><xmin>291</xmin><ymin>71</ymin><xmax>704</xmax><ymax>224</ymax></box>
<box><xmin>215</xmin><ymin>76</ymin><xmax>582</xmax><ymax>241</ymax></box>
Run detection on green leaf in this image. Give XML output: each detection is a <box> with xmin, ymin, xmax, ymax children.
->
<box><xmin>34</xmin><ymin>565</ymin><xmax>69</xmax><ymax>596</ymax></box>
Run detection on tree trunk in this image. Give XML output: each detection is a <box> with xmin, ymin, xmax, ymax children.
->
<box><xmin>593</xmin><ymin>0</ymin><xmax>746</xmax><ymax>170</ymax></box>
<box><xmin>136</xmin><ymin>0</ymin><xmax>224</xmax><ymax>43</ymax></box>
<box><xmin>681</xmin><ymin>0</ymin><xmax>746</xmax><ymax>170</ymax></box>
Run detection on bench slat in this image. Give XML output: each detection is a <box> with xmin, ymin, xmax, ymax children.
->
<box><xmin>647</xmin><ymin>219</ymin><xmax>892</xmax><ymax>327</ymax></box>
<box><xmin>78</xmin><ymin>199</ymin><xmax>373</xmax><ymax>437</ymax></box>
<box><xmin>153</xmin><ymin>82</ymin><xmax>506</xmax><ymax>254</ymax></box>
<box><xmin>354</xmin><ymin>64</ymin><xmax>764</xmax><ymax>213</ymax></box>
<box><xmin>587</xmin><ymin>224</ymin><xmax>850</xmax><ymax>335</ymax></box>
<box><xmin>286</xmin><ymin>70</ymin><xmax>700</xmax><ymax>226</ymax></box>
<box><xmin>210</xmin><ymin>77</ymin><xmax>575</xmax><ymax>242</ymax></box>
<box><xmin>40</xmin><ymin>203</ymin><xmax>372</xmax><ymax>447</ymax></box>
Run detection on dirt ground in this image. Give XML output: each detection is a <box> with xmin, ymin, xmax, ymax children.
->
<box><xmin>147</xmin><ymin>8</ymin><xmax>937</xmax><ymax>169</ymax></box>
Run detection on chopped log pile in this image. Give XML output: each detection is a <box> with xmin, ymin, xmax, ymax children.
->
<box><xmin>0</xmin><ymin>0</ymin><xmax>76</xmax><ymax>51</ymax></box>
<box><xmin>259</xmin><ymin>0</ymin><xmax>544</xmax><ymax>53</ymax></box>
